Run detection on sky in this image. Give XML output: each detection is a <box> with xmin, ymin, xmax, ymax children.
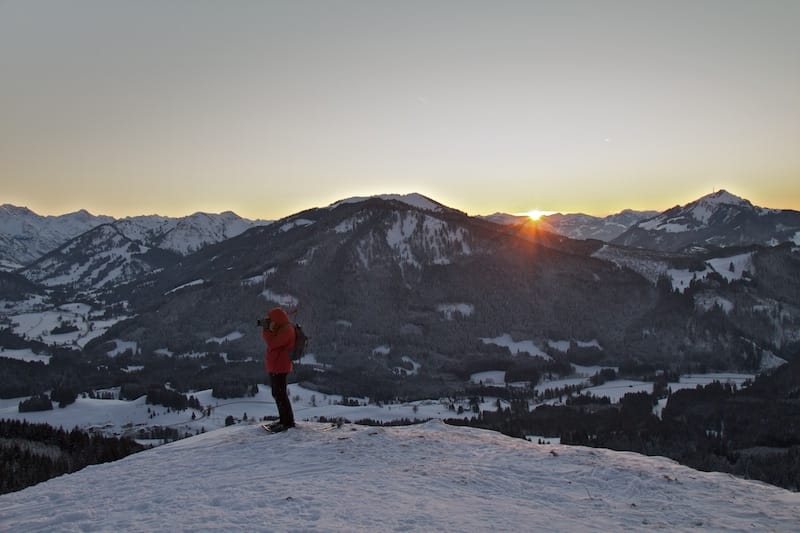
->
<box><xmin>1</xmin><ymin>0</ymin><xmax>799</xmax><ymax>221</ymax></box>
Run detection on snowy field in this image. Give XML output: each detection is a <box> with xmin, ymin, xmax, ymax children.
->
<box><xmin>1</xmin><ymin>421</ymin><xmax>798</xmax><ymax>532</ymax></box>
<box><xmin>480</xmin><ymin>333</ymin><xmax>551</xmax><ymax>359</ymax></box>
<box><xmin>0</xmin><ymin>383</ymin><xmax>490</xmax><ymax>440</ymax></box>
<box><xmin>0</xmin><ymin>368</ymin><xmax>758</xmax><ymax>442</ymax></box>
<box><xmin>4</xmin><ymin>301</ymin><xmax>131</xmax><ymax>351</ymax></box>
<box><xmin>668</xmin><ymin>252</ymin><xmax>754</xmax><ymax>293</ymax></box>
<box><xmin>0</xmin><ymin>348</ymin><xmax>51</xmax><ymax>364</ymax></box>
<box><xmin>471</xmin><ymin>367</ymin><xmax>755</xmax><ymax>406</ymax></box>
<box><xmin>570</xmin><ymin>373</ymin><xmax>755</xmax><ymax>403</ymax></box>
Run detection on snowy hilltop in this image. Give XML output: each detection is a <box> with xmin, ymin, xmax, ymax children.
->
<box><xmin>2</xmin><ymin>421</ymin><xmax>799</xmax><ymax>532</ymax></box>
<box><xmin>612</xmin><ymin>189</ymin><xmax>800</xmax><ymax>251</ymax></box>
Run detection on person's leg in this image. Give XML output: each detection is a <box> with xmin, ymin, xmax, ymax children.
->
<box><xmin>269</xmin><ymin>373</ymin><xmax>295</xmax><ymax>427</ymax></box>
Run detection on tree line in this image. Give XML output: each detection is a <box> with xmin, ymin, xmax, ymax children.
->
<box><xmin>0</xmin><ymin>419</ymin><xmax>145</xmax><ymax>494</ymax></box>
<box><xmin>446</xmin><ymin>365</ymin><xmax>800</xmax><ymax>492</ymax></box>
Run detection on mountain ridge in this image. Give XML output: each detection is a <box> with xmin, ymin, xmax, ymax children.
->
<box><xmin>82</xmin><ymin>192</ymin><xmax>800</xmax><ymax>399</ymax></box>
<box><xmin>0</xmin><ymin>204</ymin><xmax>114</xmax><ymax>269</ymax></box>
<box><xmin>612</xmin><ymin>190</ymin><xmax>800</xmax><ymax>252</ymax></box>
<box><xmin>4</xmin><ymin>191</ymin><xmax>798</xmax><ymax>392</ymax></box>
<box><xmin>3</xmin><ymin>190</ymin><xmax>800</xmax><ymax>392</ymax></box>
<box><xmin>0</xmin><ymin>206</ymin><xmax>270</xmax><ymax>271</ymax></box>
<box><xmin>5</xmin><ymin>190</ymin><xmax>800</xmax><ymax>273</ymax></box>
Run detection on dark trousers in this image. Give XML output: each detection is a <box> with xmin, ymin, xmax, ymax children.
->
<box><xmin>269</xmin><ymin>373</ymin><xmax>294</xmax><ymax>426</ymax></box>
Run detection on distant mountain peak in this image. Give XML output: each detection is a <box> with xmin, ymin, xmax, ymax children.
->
<box><xmin>0</xmin><ymin>204</ymin><xmax>36</xmax><ymax>217</ymax></box>
<box><xmin>696</xmin><ymin>189</ymin><xmax>751</xmax><ymax>207</ymax></box>
<box><xmin>328</xmin><ymin>193</ymin><xmax>447</xmax><ymax>212</ymax></box>
<box><xmin>3</xmin><ymin>206</ymin><xmax>268</xmax><ymax>281</ymax></box>
<box><xmin>0</xmin><ymin>206</ymin><xmax>114</xmax><ymax>269</ymax></box>
<box><xmin>478</xmin><ymin>209</ymin><xmax>657</xmax><ymax>243</ymax></box>
<box><xmin>612</xmin><ymin>190</ymin><xmax>800</xmax><ymax>251</ymax></box>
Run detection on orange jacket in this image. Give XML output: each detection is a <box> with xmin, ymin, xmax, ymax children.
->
<box><xmin>262</xmin><ymin>307</ymin><xmax>295</xmax><ymax>374</ymax></box>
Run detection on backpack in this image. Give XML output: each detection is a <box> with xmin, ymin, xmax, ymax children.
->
<box><xmin>291</xmin><ymin>324</ymin><xmax>308</xmax><ymax>360</ymax></box>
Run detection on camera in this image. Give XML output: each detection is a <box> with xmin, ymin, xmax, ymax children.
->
<box><xmin>257</xmin><ymin>318</ymin><xmax>271</xmax><ymax>328</ymax></box>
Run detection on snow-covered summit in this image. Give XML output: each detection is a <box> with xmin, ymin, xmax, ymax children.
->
<box><xmin>0</xmin><ymin>205</ymin><xmax>114</xmax><ymax>268</ymax></box>
<box><xmin>698</xmin><ymin>189</ymin><xmax>752</xmax><ymax>208</ymax></box>
<box><xmin>613</xmin><ymin>190</ymin><xmax>800</xmax><ymax>251</ymax></box>
<box><xmin>328</xmin><ymin>193</ymin><xmax>446</xmax><ymax>212</ymax></box>
<box><xmin>0</xmin><ymin>205</ymin><xmax>270</xmax><ymax>271</ymax></box>
<box><xmin>118</xmin><ymin>211</ymin><xmax>268</xmax><ymax>255</ymax></box>
<box><xmin>685</xmin><ymin>190</ymin><xmax>754</xmax><ymax>225</ymax></box>
<box><xmin>1</xmin><ymin>421</ymin><xmax>797</xmax><ymax>531</ymax></box>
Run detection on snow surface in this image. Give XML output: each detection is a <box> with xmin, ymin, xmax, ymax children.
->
<box><xmin>547</xmin><ymin>339</ymin><xmax>571</xmax><ymax>352</ymax></box>
<box><xmin>107</xmin><ymin>339</ymin><xmax>138</xmax><ymax>357</ymax></box>
<box><xmin>206</xmin><ymin>331</ymin><xmax>244</xmax><ymax>344</ymax></box>
<box><xmin>668</xmin><ymin>252</ymin><xmax>754</xmax><ymax>293</ymax></box>
<box><xmin>585</xmin><ymin>380</ymin><xmax>654</xmax><ymax>402</ymax></box>
<box><xmin>8</xmin><ymin>304</ymin><xmax>131</xmax><ymax>349</ymax></box>
<box><xmin>668</xmin><ymin>374</ymin><xmax>754</xmax><ymax>390</ymax></box>
<box><xmin>0</xmin><ymin>348</ymin><xmax>50</xmax><ymax>364</ymax></box>
<box><xmin>334</xmin><ymin>212</ymin><xmax>372</xmax><ymax>234</ymax></box>
<box><xmin>545</xmin><ymin>339</ymin><xmax>601</xmax><ymax>352</ymax></box>
<box><xmin>637</xmin><ymin>190</ymin><xmax>753</xmax><ymax>233</ymax></box>
<box><xmin>695</xmin><ymin>294</ymin><xmax>735</xmax><ymax>314</ymax></box>
<box><xmin>242</xmin><ymin>269</ymin><xmax>277</xmax><ymax>286</ymax></box>
<box><xmin>2</xmin><ymin>420</ymin><xmax>798</xmax><ymax>532</ymax></box>
<box><xmin>0</xmin><ymin>384</ymin><xmax>484</xmax><ymax>438</ymax></box>
<box><xmin>0</xmin><ymin>366</ymin><xmax>759</xmax><ymax>442</ymax></box>
<box><xmin>0</xmin><ymin>204</ymin><xmax>113</xmax><ymax>266</ymax></box>
<box><xmin>470</xmin><ymin>370</ymin><xmax>506</xmax><ymax>385</ymax></box>
<box><xmin>372</xmin><ymin>345</ymin><xmax>391</xmax><ymax>356</ymax></box>
<box><xmin>329</xmin><ymin>193</ymin><xmax>444</xmax><ymax>212</ymax></box>
<box><xmin>398</xmin><ymin>356</ymin><xmax>421</xmax><ymax>376</ymax></box>
<box><xmin>384</xmin><ymin>212</ymin><xmax>472</xmax><ymax>270</ymax></box>
<box><xmin>164</xmin><ymin>279</ymin><xmax>205</xmax><ymax>295</ymax></box>
<box><xmin>758</xmin><ymin>350</ymin><xmax>788</xmax><ymax>371</ymax></box>
<box><xmin>280</xmin><ymin>218</ymin><xmax>314</xmax><ymax>232</ymax></box>
<box><xmin>437</xmin><ymin>302</ymin><xmax>474</xmax><ymax>320</ymax></box>
<box><xmin>591</xmin><ymin>244</ymin><xmax>671</xmax><ymax>284</ymax></box>
<box><xmin>260</xmin><ymin>289</ymin><xmax>299</xmax><ymax>308</ymax></box>
<box><xmin>481</xmin><ymin>333</ymin><xmax>551</xmax><ymax>359</ymax></box>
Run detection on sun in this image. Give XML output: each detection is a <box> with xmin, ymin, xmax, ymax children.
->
<box><xmin>524</xmin><ymin>209</ymin><xmax>555</xmax><ymax>221</ymax></box>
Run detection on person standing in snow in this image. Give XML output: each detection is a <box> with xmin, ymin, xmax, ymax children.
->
<box><xmin>261</xmin><ymin>307</ymin><xmax>296</xmax><ymax>431</ymax></box>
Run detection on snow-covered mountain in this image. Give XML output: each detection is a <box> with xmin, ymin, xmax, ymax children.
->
<box><xmin>1</xmin><ymin>420</ymin><xmax>798</xmax><ymax>531</ymax></box>
<box><xmin>539</xmin><ymin>209</ymin><xmax>659</xmax><ymax>242</ymax></box>
<box><xmin>97</xmin><ymin>194</ymin><xmax>662</xmax><ymax>392</ymax></box>
<box><xmin>4</xmin><ymin>191</ymin><xmax>800</xmax><ymax>374</ymax></box>
<box><xmin>115</xmin><ymin>211</ymin><xmax>268</xmax><ymax>255</ymax></box>
<box><xmin>612</xmin><ymin>190</ymin><xmax>800</xmax><ymax>252</ymax></box>
<box><xmin>328</xmin><ymin>192</ymin><xmax>451</xmax><ymax>213</ymax></box>
<box><xmin>479</xmin><ymin>211</ymin><xmax>528</xmax><ymax>226</ymax></box>
<box><xmin>21</xmin><ymin>224</ymin><xmax>175</xmax><ymax>290</ymax></box>
<box><xmin>0</xmin><ymin>205</ymin><xmax>270</xmax><ymax>275</ymax></box>
<box><xmin>0</xmin><ymin>204</ymin><xmax>113</xmax><ymax>270</ymax></box>
<box><xmin>15</xmin><ymin>211</ymin><xmax>270</xmax><ymax>290</ymax></box>
<box><xmin>479</xmin><ymin>209</ymin><xmax>658</xmax><ymax>242</ymax></box>
<box><xmin>15</xmin><ymin>191</ymin><xmax>784</xmax><ymax>386</ymax></box>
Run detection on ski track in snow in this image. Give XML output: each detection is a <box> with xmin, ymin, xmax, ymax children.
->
<box><xmin>2</xmin><ymin>421</ymin><xmax>798</xmax><ymax>532</ymax></box>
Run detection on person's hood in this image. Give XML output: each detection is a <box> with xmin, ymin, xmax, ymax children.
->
<box><xmin>268</xmin><ymin>307</ymin><xmax>291</xmax><ymax>326</ymax></box>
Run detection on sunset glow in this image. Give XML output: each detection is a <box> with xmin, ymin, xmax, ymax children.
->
<box><xmin>524</xmin><ymin>210</ymin><xmax>557</xmax><ymax>221</ymax></box>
